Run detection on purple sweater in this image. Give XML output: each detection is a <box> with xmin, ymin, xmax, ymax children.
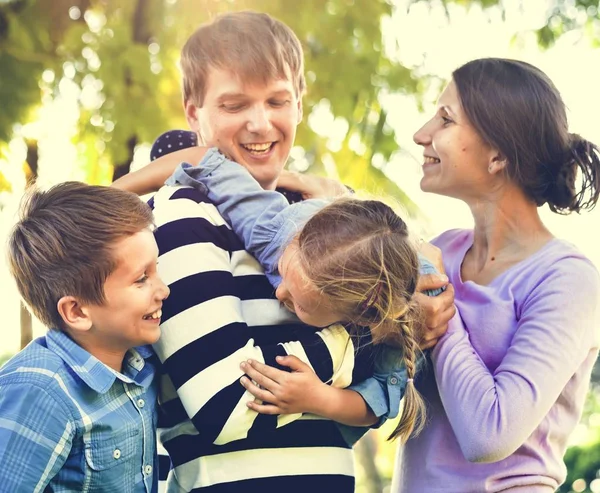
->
<box><xmin>397</xmin><ymin>229</ymin><xmax>600</xmax><ymax>493</ymax></box>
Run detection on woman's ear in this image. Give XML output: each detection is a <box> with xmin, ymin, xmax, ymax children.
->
<box><xmin>57</xmin><ymin>296</ymin><xmax>93</xmax><ymax>333</ymax></box>
<box><xmin>488</xmin><ymin>151</ymin><xmax>507</xmax><ymax>175</ymax></box>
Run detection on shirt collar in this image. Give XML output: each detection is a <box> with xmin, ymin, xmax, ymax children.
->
<box><xmin>45</xmin><ymin>330</ymin><xmax>155</xmax><ymax>394</ymax></box>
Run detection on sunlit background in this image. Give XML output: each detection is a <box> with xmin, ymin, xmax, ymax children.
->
<box><xmin>1</xmin><ymin>1</ymin><xmax>600</xmax><ymax>492</ymax></box>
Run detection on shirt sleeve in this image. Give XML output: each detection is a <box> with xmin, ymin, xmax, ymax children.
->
<box><xmin>432</xmin><ymin>257</ymin><xmax>600</xmax><ymax>463</ymax></box>
<box><xmin>0</xmin><ymin>383</ymin><xmax>74</xmax><ymax>491</ymax></box>
<box><xmin>168</xmin><ymin>149</ymin><xmax>327</xmax><ymax>286</ymax></box>
<box><xmin>152</xmin><ymin>186</ymin><xmax>371</xmax><ymax>445</ymax></box>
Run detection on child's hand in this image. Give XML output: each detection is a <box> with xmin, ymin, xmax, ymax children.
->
<box><xmin>239</xmin><ymin>356</ymin><xmax>329</xmax><ymax>415</ymax></box>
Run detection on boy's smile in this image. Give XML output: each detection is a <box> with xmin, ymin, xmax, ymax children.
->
<box><xmin>84</xmin><ymin>229</ymin><xmax>170</xmax><ymax>354</ymax></box>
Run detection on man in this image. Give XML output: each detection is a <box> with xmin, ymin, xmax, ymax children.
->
<box><xmin>147</xmin><ymin>11</ymin><xmax>454</xmax><ymax>492</ymax></box>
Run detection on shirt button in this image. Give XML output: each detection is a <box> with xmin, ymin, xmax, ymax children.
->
<box><xmin>144</xmin><ymin>464</ymin><xmax>153</xmax><ymax>475</ymax></box>
<box><xmin>113</xmin><ymin>449</ymin><xmax>121</xmax><ymax>459</ymax></box>
<box><xmin>389</xmin><ymin>376</ymin><xmax>399</xmax><ymax>385</ymax></box>
<box><xmin>137</xmin><ymin>399</ymin><xmax>145</xmax><ymax>408</ymax></box>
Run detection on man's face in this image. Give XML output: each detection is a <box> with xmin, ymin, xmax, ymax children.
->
<box><xmin>186</xmin><ymin>68</ymin><xmax>303</xmax><ymax>191</ymax></box>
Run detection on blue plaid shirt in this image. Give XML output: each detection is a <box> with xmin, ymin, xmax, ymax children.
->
<box><xmin>0</xmin><ymin>330</ymin><xmax>158</xmax><ymax>493</ymax></box>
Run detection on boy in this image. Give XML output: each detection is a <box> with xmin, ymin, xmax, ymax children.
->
<box><xmin>0</xmin><ymin>182</ymin><xmax>169</xmax><ymax>492</ymax></box>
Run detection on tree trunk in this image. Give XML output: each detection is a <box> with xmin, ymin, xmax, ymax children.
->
<box><xmin>355</xmin><ymin>431</ymin><xmax>384</xmax><ymax>493</ymax></box>
<box><xmin>111</xmin><ymin>135</ymin><xmax>138</xmax><ymax>182</ymax></box>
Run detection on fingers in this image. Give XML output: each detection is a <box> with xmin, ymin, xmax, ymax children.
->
<box><xmin>240</xmin><ymin>361</ymin><xmax>281</xmax><ymax>390</ymax></box>
<box><xmin>417</xmin><ymin>273</ymin><xmax>449</xmax><ymax>293</ymax></box>
<box><xmin>240</xmin><ymin>376</ymin><xmax>276</xmax><ymax>402</ymax></box>
<box><xmin>419</xmin><ymin>337</ymin><xmax>439</xmax><ymax>350</ymax></box>
<box><xmin>246</xmin><ymin>401</ymin><xmax>283</xmax><ymax>415</ymax></box>
<box><xmin>275</xmin><ymin>355</ymin><xmax>308</xmax><ymax>372</ymax></box>
<box><xmin>241</xmin><ymin>359</ymin><xmax>288</xmax><ymax>384</ymax></box>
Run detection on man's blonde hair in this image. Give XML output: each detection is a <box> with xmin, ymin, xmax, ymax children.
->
<box><xmin>181</xmin><ymin>11</ymin><xmax>306</xmax><ymax>106</ymax></box>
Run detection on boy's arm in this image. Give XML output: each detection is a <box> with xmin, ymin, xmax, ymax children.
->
<box><xmin>0</xmin><ymin>383</ymin><xmax>73</xmax><ymax>490</ymax></box>
<box><xmin>112</xmin><ymin>147</ymin><xmax>210</xmax><ymax>195</ymax></box>
<box><xmin>152</xmin><ymin>185</ymin><xmax>373</xmax><ymax>445</ymax></box>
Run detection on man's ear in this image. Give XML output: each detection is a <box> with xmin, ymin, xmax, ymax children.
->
<box><xmin>57</xmin><ymin>296</ymin><xmax>93</xmax><ymax>333</ymax></box>
<box><xmin>184</xmin><ymin>100</ymin><xmax>200</xmax><ymax>133</ymax></box>
<box><xmin>488</xmin><ymin>151</ymin><xmax>507</xmax><ymax>175</ymax></box>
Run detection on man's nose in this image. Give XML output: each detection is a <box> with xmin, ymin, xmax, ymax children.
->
<box><xmin>246</xmin><ymin>105</ymin><xmax>273</xmax><ymax>135</ymax></box>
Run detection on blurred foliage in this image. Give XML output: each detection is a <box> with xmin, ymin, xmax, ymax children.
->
<box><xmin>0</xmin><ymin>353</ymin><xmax>14</xmax><ymax>368</ymax></box>
<box><xmin>558</xmin><ymin>385</ymin><xmax>600</xmax><ymax>492</ymax></box>
<box><xmin>2</xmin><ymin>0</ymin><xmax>600</xmax><ymax>199</ymax></box>
<box><xmin>410</xmin><ymin>0</ymin><xmax>600</xmax><ymax>48</ymax></box>
<box><xmin>0</xmin><ymin>0</ymin><xmax>427</xmax><ymax>211</ymax></box>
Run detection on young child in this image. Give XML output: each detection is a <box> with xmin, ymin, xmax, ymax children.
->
<box><xmin>114</xmin><ymin>146</ymin><xmax>442</xmax><ymax>443</ymax></box>
<box><xmin>0</xmin><ymin>182</ymin><xmax>170</xmax><ymax>492</ymax></box>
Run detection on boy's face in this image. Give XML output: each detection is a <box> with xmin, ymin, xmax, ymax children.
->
<box><xmin>85</xmin><ymin>229</ymin><xmax>169</xmax><ymax>351</ymax></box>
<box><xmin>186</xmin><ymin>68</ymin><xmax>303</xmax><ymax>191</ymax></box>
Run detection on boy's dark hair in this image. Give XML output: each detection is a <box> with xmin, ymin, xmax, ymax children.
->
<box><xmin>7</xmin><ymin>182</ymin><xmax>154</xmax><ymax>330</ymax></box>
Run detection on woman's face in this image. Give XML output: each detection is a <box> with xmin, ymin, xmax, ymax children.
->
<box><xmin>413</xmin><ymin>80</ymin><xmax>498</xmax><ymax>202</ymax></box>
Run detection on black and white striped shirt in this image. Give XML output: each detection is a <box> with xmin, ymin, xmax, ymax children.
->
<box><xmin>151</xmin><ymin>185</ymin><xmax>375</xmax><ymax>492</ymax></box>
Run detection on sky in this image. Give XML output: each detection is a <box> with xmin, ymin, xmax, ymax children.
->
<box><xmin>1</xmin><ymin>0</ymin><xmax>600</xmax><ymax>354</ymax></box>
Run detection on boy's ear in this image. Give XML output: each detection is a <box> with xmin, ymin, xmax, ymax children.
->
<box><xmin>57</xmin><ymin>296</ymin><xmax>93</xmax><ymax>333</ymax></box>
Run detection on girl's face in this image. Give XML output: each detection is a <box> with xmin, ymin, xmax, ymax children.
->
<box><xmin>412</xmin><ymin>80</ymin><xmax>499</xmax><ymax>202</ymax></box>
<box><xmin>276</xmin><ymin>242</ymin><xmax>345</xmax><ymax>328</ymax></box>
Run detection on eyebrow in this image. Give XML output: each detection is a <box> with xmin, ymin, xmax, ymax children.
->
<box><xmin>216</xmin><ymin>93</ymin><xmax>247</xmax><ymax>103</ymax></box>
<box><xmin>441</xmin><ymin>105</ymin><xmax>457</xmax><ymax>118</ymax></box>
<box><xmin>217</xmin><ymin>89</ymin><xmax>293</xmax><ymax>103</ymax></box>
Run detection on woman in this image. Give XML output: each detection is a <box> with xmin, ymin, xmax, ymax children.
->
<box><xmin>397</xmin><ymin>58</ymin><xmax>600</xmax><ymax>492</ymax></box>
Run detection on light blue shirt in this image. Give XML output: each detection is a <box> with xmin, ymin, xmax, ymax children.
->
<box><xmin>168</xmin><ymin>148</ymin><xmax>441</xmax><ymax>444</ymax></box>
<box><xmin>0</xmin><ymin>330</ymin><xmax>158</xmax><ymax>492</ymax></box>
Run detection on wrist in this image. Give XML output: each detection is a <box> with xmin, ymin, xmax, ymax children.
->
<box><xmin>306</xmin><ymin>382</ymin><xmax>336</xmax><ymax>416</ymax></box>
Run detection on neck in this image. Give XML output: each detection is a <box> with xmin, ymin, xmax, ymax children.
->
<box><xmin>66</xmin><ymin>330</ymin><xmax>126</xmax><ymax>372</ymax></box>
<box><xmin>466</xmin><ymin>185</ymin><xmax>552</xmax><ymax>267</ymax></box>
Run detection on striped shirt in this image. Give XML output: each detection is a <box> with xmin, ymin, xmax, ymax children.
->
<box><xmin>151</xmin><ymin>185</ymin><xmax>376</xmax><ymax>492</ymax></box>
<box><xmin>0</xmin><ymin>330</ymin><xmax>158</xmax><ymax>493</ymax></box>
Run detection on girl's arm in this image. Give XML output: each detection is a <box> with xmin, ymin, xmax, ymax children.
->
<box><xmin>170</xmin><ymin>149</ymin><xmax>328</xmax><ymax>283</ymax></box>
<box><xmin>111</xmin><ymin>147</ymin><xmax>210</xmax><ymax>195</ymax></box>
<box><xmin>240</xmin><ymin>356</ymin><xmax>378</xmax><ymax>427</ymax></box>
<box><xmin>433</xmin><ymin>257</ymin><xmax>600</xmax><ymax>463</ymax></box>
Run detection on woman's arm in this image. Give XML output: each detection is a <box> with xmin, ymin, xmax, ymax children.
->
<box><xmin>433</xmin><ymin>257</ymin><xmax>600</xmax><ymax>463</ymax></box>
<box><xmin>111</xmin><ymin>147</ymin><xmax>209</xmax><ymax>195</ymax></box>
